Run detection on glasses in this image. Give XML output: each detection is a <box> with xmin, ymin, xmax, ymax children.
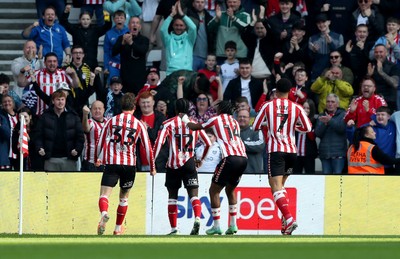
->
<box><xmin>358</xmin><ymin>0</ymin><xmax>369</xmax><ymax>3</ymax></box>
<box><xmin>237</xmin><ymin>116</ymin><xmax>249</xmax><ymax>119</ymax></box>
<box><xmin>72</xmin><ymin>52</ymin><xmax>84</xmax><ymax>55</ymax></box>
<box><xmin>197</xmin><ymin>97</ymin><xmax>208</xmax><ymax>102</ymax></box>
<box><xmin>330</xmin><ymin>55</ymin><xmax>340</xmax><ymax>59</ymax></box>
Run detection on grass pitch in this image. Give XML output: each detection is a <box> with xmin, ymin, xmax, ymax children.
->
<box><xmin>1</xmin><ymin>235</ymin><xmax>399</xmax><ymax>259</ymax></box>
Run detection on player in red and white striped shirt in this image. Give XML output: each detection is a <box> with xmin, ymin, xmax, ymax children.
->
<box><xmin>17</xmin><ymin>52</ymin><xmax>80</xmax><ymax>115</ymax></box>
<box><xmin>82</xmin><ymin>101</ymin><xmax>107</xmax><ymax>171</ymax></box>
<box><xmin>182</xmin><ymin>100</ymin><xmax>247</xmax><ymax>235</ymax></box>
<box><xmin>253</xmin><ymin>78</ymin><xmax>312</xmax><ymax>235</ymax></box>
<box><xmin>96</xmin><ymin>93</ymin><xmax>156</xmax><ymax>236</ymax></box>
<box><xmin>154</xmin><ymin>98</ymin><xmax>211</xmax><ymax>235</ymax></box>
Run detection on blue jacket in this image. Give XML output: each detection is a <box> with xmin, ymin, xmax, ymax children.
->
<box><xmin>22</xmin><ymin>19</ymin><xmax>70</xmax><ymax>67</ymax></box>
<box><xmin>104</xmin><ymin>25</ymin><xmax>129</xmax><ymax>71</ymax></box>
<box><xmin>0</xmin><ymin>113</ymin><xmax>11</xmax><ymax>167</ymax></box>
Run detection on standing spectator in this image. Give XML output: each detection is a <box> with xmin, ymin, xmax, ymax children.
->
<box><xmin>242</xmin><ymin>7</ymin><xmax>274</xmax><ymax>82</ymax></box>
<box><xmin>137</xmin><ymin>67</ymin><xmax>162</xmax><ymax>97</ymax></box>
<box><xmin>187</xmin><ymin>0</ymin><xmax>215</xmax><ymax>71</ymax></box>
<box><xmin>149</xmin><ymin>0</ymin><xmax>176</xmax><ymax>48</ymax></box>
<box><xmin>18</xmin><ymin>52</ymin><xmax>81</xmax><ymax>116</ymax></box>
<box><xmin>347</xmin><ymin>125</ymin><xmax>400</xmax><ymax>174</ymax></box>
<box><xmin>182</xmin><ymin>101</ymin><xmax>247</xmax><ymax>235</ymax></box>
<box><xmin>153</xmin><ymin>98</ymin><xmax>212</xmax><ymax>235</ymax></box>
<box><xmin>35</xmin><ymin>0</ymin><xmax>65</xmax><ymax>21</ymax></box>
<box><xmin>103</xmin><ymin>10</ymin><xmax>128</xmax><ymax>84</ymax></box>
<box><xmin>103</xmin><ymin>0</ymin><xmax>142</xmax><ymax>26</ymax></box>
<box><xmin>0</xmin><ymin>74</ymin><xmax>22</xmax><ymax>109</ymax></box>
<box><xmin>288</xmin><ymin>68</ymin><xmax>309</xmax><ymax>105</ymax></box>
<box><xmin>60</xmin><ymin>4</ymin><xmax>112</xmax><ymax>70</ymax></box>
<box><xmin>267</xmin><ymin>0</ymin><xmax>301</xmax><ymax>52</ymax></box>
<box><xmin>345</xmin><ymin>76</ymin><xmax>387</xmax><ymax>128</ymax></box>
<box><xmin>315</xmin><ymin>93</ymin><xmax>347</xmax><ymax>174</ymax></box>
<box><xmin>281</xmin><ymin>20</ymin><xmax>310</xmax><ymax>70</ymax></box>
<box><xmin>0</xmin><ymin>102</ymin><xmax>11</xmax><ymax>171</ymax></box>
<box><xmin>253</xmin><ymin>78</ymin><xmax>312</xmax><ymax>235</ymax></box>
<box><xmin>1</xmin><ymin>95</ymin><xmax>18</xmax><ymax>170</ymax></box>
<box><xmin>351</xmin><ymin>0</ymin><xmax>385</xmax><ymax>42</ymax></box>
<box><xmin>223</xmin><ymin>59</ymin><xmax>264</xmax><ymax>113</ymax></box>
<box><xmin>11</xmin><ymin>40</ymin><xmax>44</xmax><ymax>98</ymax></box>
<box><xmin>308</xmin><ymin>13</ymin><xmax>344</xmax><ymax>82</ymax></box>
<box><xmin>96</xmin><ymin>93</ymin><xmax>156</xmax><ymax>235</ymax></box>
<box><xmin>81</xmin><ymin>101</ymin><xmax>107</xmax><ymax>171</ymax></box>
<box><xmin>140</xmin><ymin>0</ymin><xmax>160</xmax><ymax>45</ymax></box>
<box><xmin>237</xmin><ymin>108</ymin><xmax>265</xmax><ymax>174</ymax></box>
<box><xmin>35</xmin><ymin>90</ymin><xmax>85</xmax><ymax>171</ymax></box>
<box><xmin>311</xmin><ymin>66</ymin><xmax>354</xmax><ymax>113</ymax></box>
<box><xmin>208</xmin><ymin>0</ymin><xmax>251</xmax><ymax>61</ymax></box>
<box><xmin>134</xmin><ymin>91</ymin><xmax>167</xmax><ymax>172</ymax></box>
<box><xmin>293</xmin><ymin>99</ymin><xmax>318</xmax><ymax>174</ymax></box>
<box><xmin>367</xmin><ymin>44</ymin><xmax>400</xmax><ymax>111</ymax></box>
<box><xmin>321</xmin><ymin>50</ymin><xmax>354</xmax><ymax>85</ymax></box>
<box><xmin>22</xmin><ymin>6</ymin><xmax>71</xmax><ymax>67</ymax></box>
<box><xmin>198</xmin><ymin>53</ymin><xmax>219</xmax><ymax>101</ymax></box>
<box><xmin>341</xmin><ymin>24</ymin><xmax>373</xmax><ymax>93</ymax></box>
<box><xmin>161</xmin><ymin>1</ymin><xmax>197</xmax><ymax>75</ymax></box>
<box><xmin>220</xmin><ymin>41</ymin><xmax>240</xmax><ymax>93</ymax></box>
<box><xmin>113</xmin><ymin>17</ymin><xmax>149</xmax><ymax>95</ymax></box>
<box><xmin>104</xmin><ymin>76</ymin><xmax>124</xmax><ymax>118</ymax></box>
<box><xmin>81</xmin><ymin>0</ymin><xmax>105</xmax><ymax>26</ymax></box>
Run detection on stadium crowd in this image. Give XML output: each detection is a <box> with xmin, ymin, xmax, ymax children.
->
<box><xmin>1</xmin><ymin>0</ymin><xmax>400</xmax><ymax>175</ymax></box>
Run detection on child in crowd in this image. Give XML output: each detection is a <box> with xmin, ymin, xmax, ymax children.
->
<box><xmin>104</xmin><ymin>76</ymin><xmax>124</xmax><ymax>119</ymax></box>
<box><xmin>198</xmin><ymin>53</ymin><xmax>219</xmax><ymax>101</ymax></box>
<box><xmin>220</xmin><ymin>41</ymin><xmax>239</xmax><ymax>93</ymax></box>
<box><xmin>288</xmin><ymin>68</ymin><xmax>308</xmax><ymax>105</ymax></box>
<box><xmin>370</xmin><ymin>17</ymin><xmax>400</xmax><ymax>64</ymax></box>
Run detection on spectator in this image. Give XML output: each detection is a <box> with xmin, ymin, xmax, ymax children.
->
<box><xmin>149</xmin><ymin>0</ymin><xmax>176</xmax><ymax>48</ymax></box>
<box><xmin>161</xmin><ymin>1</ymin><xmax>197</xmax><ymax>75</ymax></box>
<box><xmin>138</xmin><ymin>67</ymin><xmax>162</xmax><ymax>96</ymax></box>
<box><xmin>103</xmin><ymin>0</ymin><xmax>142</xmax><ymax>26</ymax></box>
<box><xmin>321</xmin><ymin>50</ymin><xmax>354</xmax><ymax>85</ymax></box>
<box><xmin>341</xmin><ymin>24</ymin><xmax>374</xmax><ymax>93</ymax></box>
<box><xmin>223</xmin><ymin>58</ymin><xmax>263</xmax><ymax>113</ymax></box>
<box><xmin>311</xmin><ymin>66</ymin><xmax>354</xmax><ymax>113</ymax></box>
<box><xmin>347</xmin><ymin>125</ymin><xmax>400</xmax><ymax>174</ymax></box>
<box><xmin>60</xmin><ymin>4</ymin><xmax>112</xmax><ymax>70</ymax></box>
<box><xmin>267</xmin><ymin>0</ymin><xmax>301</xmax><ymax>52</ymax></box>
<box><xmin>0</xmin><ymin>74</ymin><xmax>22</xmax><ymax>109</ymax></box>
<box><xmin>11</xmin><ymin>40</ymin><xmax>44</xmax><ymax>98</ymax></box>
<box><xmin>35</xmin><ymin>89</ymin><xmax>85</xmax><ymax>171</ymax></box>
<box><xmin>81</xmin><ymin>101</ymin><xmax>107</xmax><ymax>172</ymax></box>
<box><xmin>345</xmin><ymin>76</ymin><xmax>387</xmax><ymax>128</ymax></box>
<box><xmin>367</xmin><ymin>44</ymin><xmax>400</xmax><ymax>111</ymax></box>
<box><xmin>1</xmin><ymin>95</ymin><xmax>18</xmax><ymax>170</ymax></box>
<box><xmin>187</xmin><ymin>0</ymin><xmax>215</xmax><ymax>71</ymax></box>
<box><xmin>81</xmin><ymin>0</ymin><xmax>105</xmax><ymax>26</ymax></box>
<box><xmin>22</xmin><ymin>6</ymin><xmax>71</xmax><ymax>67</ymax></box>
<box><xmin>113</xmin><ymin>16</ymin><xmax>149</xmax><ymax>95</ymax></box>
<box><xmin>103</xmin><ymin>10</ymin><xmax>128</xmax><ymax>85</ymax></box>
<box><xmin>0</xmin><ymin>101</ymin><xmax>11</xmax><ymax>171</ymax></box>
<box><xmin>373</xmin><ymin>0</ymin><xmax>400</xmax><ymax>23</ymax></box>
<box><xmin>242</xmin><ymin>7</ymin><xmax>274</xmax><ymax>82</ymax></box>
<box><xmin>220</xmin><ymin>41</ymin><xmax>240</xmax><ymax>93</ymax></box>
<box><xmin>208</xmin><ymin>0</ymin><xmax>251</xmax><ymax>61</ymax></box>
<box><xmin>390</xmin><ymin>109</ymin><xmax>400</xmax><ymax>158</ymax></box>
<box><xmin>293</xmin><ymin>99</ymin><xmax>318</xmax><ymax>174</ymax></box>
<box><xmin>35</xmin><ymin>1</ymin><xmax>65</xmax><ymax>21</ymax></box>
<box><xmin>104</xmin><ymin>76</ymin><xmax>124</xmax><ymax>118</ymax></box>
<box><xmin>351</xmin><ymin>0</ymin><xmax>385</xmax><ymax>42</ymax></box>
<box><xmin>18</xmin><ymin>52</ymin><xmax>81</xmax><ymax>116</ymax></box>
<box><xmin>288</xmin><ymin>68</ymin><xmax>308</xmax><ymax>105</ymax></box>
<box><xmin>198</xmin><ymin>53</ymin><xmax>219</xmax><ymax>101</ymax></box>
<box><xmin>281</xmin><ymin>20</ymin><xmax>310</xmax><ymax>70</ymax></box>
<box><xmin>315</xmin><ymin>93</ymin><xmax>347</xmax><ymax>174</ymax></box>
<box><xmin>155</xmin><ymin>99</ymin><xmax>168</xmax><ymax>118</ymax></box>
<box><xmin>308</xmin><ymin>13</ymin><xmax>344</xmax><ymax>82</ymax></box>
<box><xmin>140</xmin><ymin>0</ymin><xmax>160</xmax><ymax>45</ymax></box>
<box><xmin>237</xmin><ymin>108</ymin><xmax>264</xmax><ymax>174</ymax></box>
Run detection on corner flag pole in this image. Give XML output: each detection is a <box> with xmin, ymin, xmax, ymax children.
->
<box><xmin>18</xmin><ymin>114</ymin><xmax>26</xmax><ymax>235</ymax></box>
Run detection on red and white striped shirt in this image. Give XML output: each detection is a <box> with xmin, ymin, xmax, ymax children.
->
<box><xmin>85</xmin><ymin>0</ymin><xmax>104</xmax><ymax>4</ymax></box>
<box><xmin>96</xmin><ymin>112</ymin><xmax>155</xmax><ymax>170</ymax></box>
<box><xmin>154</xmin><ymin>116</ymin><xmax>212</xmax><ymax>169</ymax></box>
<box><xmin>201</xmin><ymin>114</ymin><xmax>247</xmax><ymax>158</ymax></box>
<box><xmin>84</xmin><ymin>118</ymin><xmax>107</xmax><ymax>163</ymax></box>
<box><xmin>8</xmin><ymin>113</ymin><xmax>18</xmax><ymax>159</ymax></box>
<box><xmin>253</xmin><ymin>98</ymin><xmax>312</xmax><ymax>153</ymax></box>
<box><xmin>28</xmin><ymin>68</ymin><xmax>72</xmax><ymax>115</ymax></box>
<box><xmin>205</xmin><ymin>0</ymin><xmax>216</xmax><ymax>11</ymax></box>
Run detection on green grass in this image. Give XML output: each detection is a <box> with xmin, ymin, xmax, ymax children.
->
<box><xmin>1</xmin><ymin>235</ymin><xmax>400</xmax><ymax>259</ymax></box>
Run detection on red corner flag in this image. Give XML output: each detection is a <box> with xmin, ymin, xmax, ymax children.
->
<box><xmin>19</xmin><ymin>115</ymin><xmax>29</xmax><ymax>157</ymax></box>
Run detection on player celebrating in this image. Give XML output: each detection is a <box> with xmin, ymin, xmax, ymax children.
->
<box><xmin>96</xmin><ymin>93</ymin><xmax>156</xmax><ymax>235</ymax></box>
<box><xmin>182</xmin><ymin>100</ymin><xmax>247</xmax><ymax>235</ymax></box>
<box><xmin>153</xmin><ymin>98</ymin><xmax>212</xmax><ymax>235</ymax></box>
<box><xmin>253</xmin><ymin>78</ymin><xmax>312</xmax><ymax>235</ymax></box>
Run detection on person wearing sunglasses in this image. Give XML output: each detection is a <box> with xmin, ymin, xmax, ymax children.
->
<box><xmin>351</xmin><ymin>0</ymin><xmax>385</xmax><ymax>42</ymax></box>
<box><xmin>321</xmin><ymin>50</ymin><xmax>354</xmax><ymax>85</ymax></box>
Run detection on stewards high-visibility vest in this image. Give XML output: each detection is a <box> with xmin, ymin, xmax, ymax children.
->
<box><xmin>347</xmin><ymin>141</ymin><xmax>385</xmax><ymax>174</ymax></box>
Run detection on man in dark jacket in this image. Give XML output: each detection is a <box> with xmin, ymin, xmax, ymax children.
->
<box><xmin>35</xmin><ymin>89</ymin><xmax>85</xmax><ymax>171</ymax></box>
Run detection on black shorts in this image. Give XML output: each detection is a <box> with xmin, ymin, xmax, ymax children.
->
<box><xmin>267</xmin><ymin>152</ymin><xmax>297</xmax><ymax>177</ymax></box>
<box><xmin>213</xmin><ymin>156</ymin><xmax>247</xmax><ymax>187</ymax></box>
<box><xmin>165</xmin><ymin>157</ymin><xmax>199</xmax><ymax>189</ymax></box>
<box><xmin>101</xmin><ymin>164</ymin><xmax>136</xmax><ymax>189</ymax></box>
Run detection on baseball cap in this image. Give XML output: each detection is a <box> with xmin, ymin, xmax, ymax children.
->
<box><xmin>146</xmin><ymin>67</ymin><xmax>160</xmax><ymax>77</ymax></box>
<box><xmin>110</xmin><ymin>76</ymin><xmax>122</xmax><ymax>85</ymax></box>
<box><xmin>315</xmin><ymin>13</ymin><xmax>329</xmax><ymax>23</ymax></box>
<box><xmin>58</xmin><ymin>81</ymin><xmax>71</xmax><ymax>91</ymax></box>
